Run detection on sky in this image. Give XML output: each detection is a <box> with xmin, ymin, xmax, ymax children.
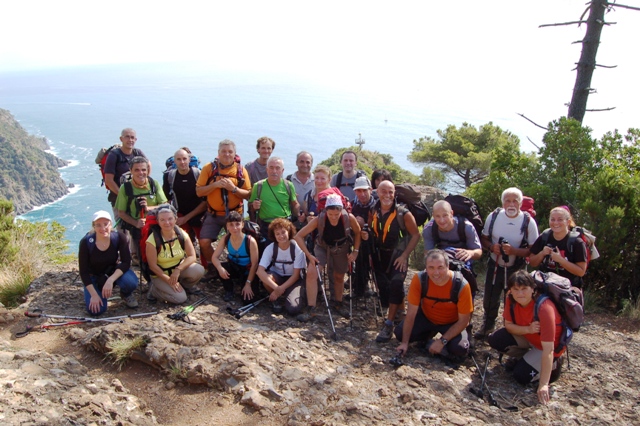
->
<box><xmin>2</xmin><ymin>0</ymin><xmax>639</xmax><ymax>143</ymax></box>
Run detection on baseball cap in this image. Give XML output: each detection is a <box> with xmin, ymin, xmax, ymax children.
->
<box><xmin>91</xmin><ymin>210</ymin><xmax>113</xmax><ymax>223</ymax></box>
<box><xmin>353</xmin><ymin>176</ymin><xmax>371</xmax><ymax>190</ymax></box>
<box><xmin>325</xmin><ymin>194</ymin><xmax>344</xmax><ymax>209</ymax></box>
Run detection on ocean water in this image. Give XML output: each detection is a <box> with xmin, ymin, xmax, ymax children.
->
<box><xmin>0</xmin><ymin>64</ymin><xmax>507</xmax><ymax>251</ymax></box>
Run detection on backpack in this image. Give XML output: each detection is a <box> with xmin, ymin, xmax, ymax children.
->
<box><xmin>139</xmin><ymin>210</ymin><xmax>186</xmax><ymax>282</ymax></box>
<box><xmin>443</xmin><ymin>194</ymin><xmax>484</xmax><ymax>238</ymax></box>
<box><xmin>164</xmin><ymin>167</ymin><xmax>201</xmax><ymax>210</ymax></box>
<box><xmin>316</xmin><ymin>209</ymin><xmax>353</xmax><ymax>248</ymax></box>
<box><xmin>95</xmin><ymin>145</ymin><xmax>142</xmax><ymax>190</ymax></box>
<box><xmin>121</xmin><ymin>177</ymin><xmax>159</xmax><ymax>222</ymax></box>
<box><xmin>539</xmin><ymin>226</ymin><xmax>599</xmax><ymax>267</ymax></box>
<box><xmin>487</xmin><ymin>208</ymin><xmax>532</xmax><ymax>249</ymax></box>
<box><xmin>335</xmin><ymin>170</ymin><xmax>366</xmax><ymax>192</ymax></box>
<box><xmin>521</xmin><ymin>196</ymin><xmax>536</xmax><ymax>218</ymax></box>
<box><xmin>165</xmin><ymin>153</ymin><xmax>201</xmax><ymax>170</ymax></box>
<box><xmin>84</xmin><ymin>231</ymin><xmax>119</xmax><ymax>255</ymax></box>
<box><xmin>394</xmin><ymin>183</ymin><xmax>431</xmax><ymax>227</ymax></box>
<box><xmin>205</xmin><ymin>155</ymin><xmax>246</xmax><ymax>215</ymax></box>
<box><xmin>419</xmin><ymin>270</ymin><xmax>467</xmax><ymax>305</ymax></box>
<box><xmin>223</xmin><ymin>221</ymin><xmax>265</xmax><ymax>257</ymax></box>
<box><xmin>267</xmin><ymin>240</ymin><xmax>299</xmax><ymax>271</ymax></box>
<box><xmin>316</xmin><ymin>187</ymin><xmax>352</xmax><ymax>213</ymax></box>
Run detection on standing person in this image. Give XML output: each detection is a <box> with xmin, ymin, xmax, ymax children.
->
<box><xmin>294</xmin><ymin>194</ymin><xmax>361</xmax><ymax>321</ymax></box>
<box><xmin>78</xmin><ymin>211</ymin><xmax>139</xmax><ymax>314</ymax></box>
<box><xmin>476</xmin><ymin>188</ymin><xmax>539</xmax><ymax>339</ymax></box>
<box><xmin>351</xmin><ymin>176</ymin><xmax>376</xmax><ymax>299</ymax></box>
<box><xmin>371</xmin><ymin>169</ymin><xmax>392</xmax><ymax>190</ymax></box>
<box><xmin>115</xmin><ymin>156</ymin><xmax>167</xmax><ymax>262</ymax></box>
<box><xmin>257</xmin><ymin>219</ymin><xmax>307</xmax><ymax>315</ymax></box>
<box><xmin>211</xmin><ymin>211</ymin><xmax>261</xmax><ymax>303</ymax></box>
<box><xmin>196</xmin><ymin>140</ymin><xmax>252</xmax><ymax>278</ymax></box>
<box><xmin>528</xmin><ymin>206</ymin><xmax>588</xmax><ymax>287</ymax></box>
<box><xmin>249</xmin><ymin>157</ymin><xmax>300</xmax><ymax>243</ymax></box>
<box><xmin>330</xmin><ymin>150</ymin><xmax>366</xmax><ymax>202</ymax></box>
<box><xmin>163</xmin><ymin>148</ymin><xmax>208</xmax><ymax>264</ymax></box>
<box><xmin>145</xmin><ymin>205</ymin><xmax>205</xmax><ymax>304</ymax></box>
<box><xmin>287</xmin><ymin>151</ymin><xmax>315</xmax><ymax>210</ymax></box>
<box><xmin>488</xmin><ymin>270</ymin><xmax>566</xmax><ymax>405</ymax></box>
<box><xmin>395</xmin><ymin>249</ymin><xmax>472</xmax><ymax>361</ymax></box>
<box><xmin>365</xmin><ymin>181</ymin><xmax>420</xmax><ymax>342</ymax></box>
<box><xmin>103</xmin><ymin>128</ymin><xmax>146</xmax><ymax>220</ymax></box>
<box><xmin>245</xmin><ymin>136</ymin><xmax>276</xmax><ymax>221</ymax></box>
<box><xmin>300</xmin><ymin>165</ymin><xmax>331</xmax><ymax>220</ymax></box>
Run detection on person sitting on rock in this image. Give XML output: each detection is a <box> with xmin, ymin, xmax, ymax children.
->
<box><xmin>78</xmin><ymin>210</ymin><xmax>139</xmax><ymax>314</ymax></box>
<box><xmin>395</xmin><ymin>249</ymin><xmax>472</xmax><ymax>361</ymax></box>
<box><xmin>257</xmin><ymin>218</ymin><xmax>307</xmax><ymax>315</ymax></box>
<box><xmin>488</xmin><ymin>270</ymin><xmax>566</xmax><ymax>405</ymax></box>
<box><xmin>294</xmin><ymin>194</ymin><xmax>361</xmax><ymax>321</ymax></box>
<box><xmin>145</xmin><ymin>205</ymin><xmax>205</xmax><ymax>304</ymax></box>
<box><xmin>211</xmin><ymin>211</ymin><xmax>261</xmax><ymax>303</ymax></box>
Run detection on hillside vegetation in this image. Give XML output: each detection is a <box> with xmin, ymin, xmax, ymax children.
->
<box><xmin>0</xmin><ymin>108</ymin><xmax>69</xmax><ymax>215</ymax></box>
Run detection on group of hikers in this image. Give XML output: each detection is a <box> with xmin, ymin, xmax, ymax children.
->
<box><xmin>78</xmin><ymin>128</ymin><xmax>591</xmax><ymax>405</ymax></box>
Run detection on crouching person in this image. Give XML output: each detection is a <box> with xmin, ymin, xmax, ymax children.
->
<box><xmin>395</xmin><ymin>249</ymin><xmax>472</xmax><ymax>361</ymax></box>
<box><xmin>257</xmin><ymin>218</ymin><xmax>307</xmax><ymax>315</ymax></box>
<box><xmin>488</xmin><ymin>270</ymin><xmax>565</xmax><ymax>405</ymax></box>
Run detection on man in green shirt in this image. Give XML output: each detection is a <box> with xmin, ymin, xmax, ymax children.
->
<box><xmin>249</xmin><ymin>157</ymin><xmax>299</xmax><ymax>242</ymax></box>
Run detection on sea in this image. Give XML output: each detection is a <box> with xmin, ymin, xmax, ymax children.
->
<box><xmin>0</xmin><ymin>64</ymin><xmax>534</xmax><ymax>251</ymax></box>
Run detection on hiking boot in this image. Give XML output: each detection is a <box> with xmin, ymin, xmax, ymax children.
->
<box><xmin>271</xmin><ymin>301</ymin><xmax>284</xmax><ymax>314</ymax></box>
<box><xmin>185</xmin><ymin>287</ymin><xmax>203</xmax><ymax>296</ymax></box>
<box><xmin>474</xmin><ymin>322</ymin><xmax>495</xmax><ymax>340</ymax></box>
<box><xmin>333</xmin><ymin>301</ymin><xmax>351</xmax><ymax>319</ymax></box>
<box><xmin>375</xmin><ymin>320</ymin><xmax>394</xmax><ymax>343</ymax></box>
<box><xmin>502</xmin><ymin>356</ymin><xmax>519</xmax><ymax>372</ymax></box>
<box><xmin>223</xmin><ymin>291</ymin><xmax>235</xmax><ymax>302</ymax></box>
<box><xmin>296</xmin><ymin>305</ymin><xmax>317</xmax><ymax>322</ymax></box>
<box><xmin>147</xmin><ymin>285</ymin><xmax>157</xmax><ymax>303</ymax></box>
<box><xmin>123</xmin><ymin>293</ymin><xmax>138</xmax><ymax>308</ymax></box>
<box><xmin>550</xmin><ymin>354</ymin><xmax>565</xmax><ymax>383</ymax></box>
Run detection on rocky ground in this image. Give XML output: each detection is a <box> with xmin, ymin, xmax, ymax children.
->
<box><xmin>1</xmin><ymin>265</ymin><xmax>640</xmax><ymax>425</ymax></box>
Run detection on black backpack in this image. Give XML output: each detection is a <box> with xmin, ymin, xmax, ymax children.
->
<box><xmin>419</xmin><ymin>270</ymin><xmax>467</xmax><ymax>305</ymax></box>
<box><xmin>444</xmin><ymin>194</ymin><xmax>484</xmax><ymax>238</ymax></box>
<box><xmin>395</xmin><ymin>183</ymin><xmax>431</xmax><ymax>227</ymax></box>
<box><xmin>267</xmin><ymin>240</ymin><xmax>299</xmax><ymax>271</ymax></box>
<box><xmin>335</xmin><ymin>170</ymin><xmax>366</xmax><ymax>191</ymax></box>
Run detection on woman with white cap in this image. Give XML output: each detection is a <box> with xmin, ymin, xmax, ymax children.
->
<box><xmin>78</xmin><ymin>210</ymin><xmax>139</xmax><ymax>314</ymax></box>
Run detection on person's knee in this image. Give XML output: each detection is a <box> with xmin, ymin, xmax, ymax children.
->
<box><xmin>513</xmin><ymin>360</ymin><xmax>535</xmax><ymax>384</ymax></box>
<box><xmin>488</xmin><ymin>328</ymin><xmax>511</xmax><ymax>353</ymax></box>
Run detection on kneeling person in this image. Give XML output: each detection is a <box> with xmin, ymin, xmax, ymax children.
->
<box><xmin>395</xmin><ymin>249</ymin><xmax>473</xmax><ymax>360</ymax></box>
<box><xmin>257</xmin><ymin>218</ymin><xmax>307</xmax><ymax>315</ymax></box>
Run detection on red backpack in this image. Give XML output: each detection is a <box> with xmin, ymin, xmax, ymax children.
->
<box><xmin>139</xmin><ymin>209</ymin><xmax>186</xmax><ymax>282</ymax></box>
<box><xmin>317</xmin><ymin>187</ymin><xmax>352</xmax><ymax>213</ymax></box>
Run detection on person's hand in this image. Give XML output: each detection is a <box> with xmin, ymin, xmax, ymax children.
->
<box><xmin>549</xmin><ymin>248</ymin><xmax>563</xmax><ymax>263</ymax></box>
<box><xmin>169</xmin><ymin>269</ymin><xmax>180</xmax><ymax>287</ymax></box>
<box><xmin>348</xmin><ymin>252</ymin><xmax>358</xmax><ymax>264</ymax></box>
<box><xmin>252</xmin><ymin>199</ymin><xmax>262</xmax><ymax>210</ymax></box>
<box><xmin>455</xmin><ymin>248</ymin><xmax>472</xmax><ymax>262</ymax></box>
<box><xmin>429</xmin><ymin>339</ymin><xmax>445</xmax><ymax>355</ymax></box>
<box><xmin>502</xmin><ymin>242</ymin><xmax>514</xmax><ymax>255</ymax></box>
<box><xmin>396</xmin><ymin>342</ymin><xmax>409</xmax><ymax>356</ymax></box>
<box><xmin>269</xmin><ymin>286</ymin><xmax>282</xmax><ymax>301</ymax></box>
<box><xmin>537</xmin><ymin>384</ymin><xmax>550</xmax><ymax>405</ymax></box>
<box><xmin>307</xmin><ymin>254</ymin><xmax>319</xmax><ymax>265</ymax></box>
<box><xmin>101</xmin><ymin>280</ymin><xmax>114</xmax><ymax>299</ymax></box>
<box><xmin>528</xmin><ymin>321</ymin><xmax>541</xmax><ymax>334</ymax></box>
<box><xmin>176</xmin><ymin>216</ymin><xmax>187</xmax><ymax>226</ymax></box>
<box><xmin>138</xmin><ymin>198</ymin><xmax>148</xmax><ymax>208</ymax></box>
<box><xmin>541</xmin><ymin>245</ymin><xmax>554</xmax><ymax>256</ymax></box>
<box><xmin>361</xmin><ymin>230</ymin><xmax>369</xmax><ymax>241</ymax></box>
<box><xmin>241</xmin><ymin>283</ymin><xmax>254</xmax><ymax>300</ymax></box>
<box><xmin>89</xmin><ymin>294</ymin><xmax>104</xmax><ymax>314</ymax></box>
<box><xmin>217</xmin><ymin>267</ymin><xmax>230</xmax><ymax>280</ymax></box>
<box><xmin>356</xmin><ymin>216</ymin><xmax>365</xmax><ymax>227</ymax></box>
<box><xmin>393</xmin><ymin>254</ymin><xmax>409</xmax><ymax>272</ymax></box>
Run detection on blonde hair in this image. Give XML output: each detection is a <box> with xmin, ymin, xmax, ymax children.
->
<box><xmin>313</xmin><ymin>164</ymin><xmax>331</xmax><ymax>179</ymax></box>
<box><xmin>550</xmin><ymin>206</ymin><xmax>576</xmax><ymax>228</ymax></box>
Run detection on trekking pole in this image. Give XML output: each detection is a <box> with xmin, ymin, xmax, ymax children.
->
<box><xmin>470</xmin><ymin>354</ymin><xmax>518</xmax><ymax>411</ymax></box>
<box><xmin>368</xmin><ymin>253</ymin><xmax>384</xmax><ymax>326</ymax></box>
<box><xmin>167</xmin><ymin>296</ymin><xmax>209</xmax><ymax>323</ymax></box>
<box><xmin>317</xmin><ymin>264</ymin><xmax>337</xmax><ymax>341</ymax></box>
<box><xmin>348</xmin><ymin>261</ymin><xmax>354</xmax><ymax>331</ymax></box>
<box><xmin>226</xmin><ymin>296</ymin><xmax>268</xmax><ymax>319</ymax></box>
<box><xmin>25</xmin><ymin>310</ymin><xmax>157</xmax><ymax>323</ymax></box>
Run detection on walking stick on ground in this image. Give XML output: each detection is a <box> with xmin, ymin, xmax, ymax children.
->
<box><xmin>226</xmin><ymin>296</ymin><xmax>268</xmax><ymax>319</ymax></box>
<box><xmin>470</xmin><ymin>354</ymin><xmax>518</xmax><ymax>411</ymax></box>
<box><xmin>167</xmin><ymin>296</ymin><xmax>209</xmax><ymax>323</ymax></box>
<box><xmin>317</xmin><ymin>264</ymin><xmax>337</xmax><ymax>341</ymax></box>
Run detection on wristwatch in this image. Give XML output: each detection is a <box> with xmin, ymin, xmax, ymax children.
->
<box><xmin>232</xmin><ymin>186</ymin><xmax>238</xmax><ymax>194</ymax></box>
<box><xmin>440</xmin><ymin>337</ymin><xmax>448</xmax><ymax>345</ymax></box>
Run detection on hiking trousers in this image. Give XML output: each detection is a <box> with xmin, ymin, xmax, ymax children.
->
<box><xmin>482</xmin><ymin>258</ymin><xmax>523</xmax><ymax>327</ymax></box>
<box><xmin>150</xmin><ymin>263</ymin><xmax>205</xmax><ymax>304</ymax></box>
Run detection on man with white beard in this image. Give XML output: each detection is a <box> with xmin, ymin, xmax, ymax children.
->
<box><xmin>475</xmin><ymin>187</ymin><xmax>539</xmax><ymax>339</ymax></box>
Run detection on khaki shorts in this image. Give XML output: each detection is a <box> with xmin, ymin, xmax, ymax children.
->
<box><xmin>314</xmin><ymin>242</ymin><xmax>350</xmax><ymax>274</ymax></box>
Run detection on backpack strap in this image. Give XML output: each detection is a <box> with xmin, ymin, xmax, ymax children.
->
<box><xmin>205</xmin><ymin>159</ymin><xmax>220</xmax><ymax>185</ymax></box>
<box><xmin>335</xmin><ymin>172</ymin><xmax>343</xmax><ymax>190</ymax></box>
<box><xmin>488</xmin><ymin>208</ymin><xmax>530</xmax><ymax>248</ymax></box>
<box><xmin>86</xmin><ymin>231</ymin><xmax>119</xmax><ymax>256</ymax></box>
<box><xmin>268</xmin><ymin>240</ymin><xmax>298</xmax><ymax>270</ymax></box>
<box><xmin>150</xmin><ymin>225</ymin><xmax>186</xmax><ymax>273</ymax></box>
<box><xmin>317</xmin><ymin>210</ymin><xmax>352</xmax><ymax>246</ymax></box>
<box><xmin>487</xmin><ymin>208</ymin><xmax>502</xmax><ymax>241</ymax></box>
<box><xmin>456</xmin><ymin>216</ymin><xmax>466</xmax><ymax>244</ymax></box>
<box><xmin>419</xmin><ymin>271</ymin><xmax>465</xmax><ymax>305</ymax></box>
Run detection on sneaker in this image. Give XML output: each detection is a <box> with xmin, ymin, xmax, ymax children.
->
<box><xmin>146</xmin><ymin>285</ymin><xmax>157</xmax><ymax>303</ymax></box>
<box><xmin>223</xmin><ymin>291</ymin><xmax>235</xmax><ymax>302</ymax></box>
<box><xmin>271</xmin><ymin>301</ymin><xmax>284</xmax><ymax>314</ymax></box>
<box><xmin>375</xmin><ymin>320</ymin><xmax>394</xmax><ymax>342</ymax></box>
<box><xmin>185</xmin><ymin>287</ymin><xmax>204</xmax><ymax>296</ymax></box>
<box><xmin>333</xmin><ymin>301</ymin><xmax>351</xmax><ymax>319</ymax></box>
<box><xmin>503</xmin><ymin>356</ymin><xmax>519</xmax><ymax>372</ymax></box>
<box><xmin>296</xmin><ymin>305</ymin><xmax>317</xmax><ymax>322</ymax></box>
<box><xmin>474</xmin><ymin>322</ymin><xmax>495</xmax><ymax>340</ymax></box>
<box><xmin>123</xmin><ymin>293</ymin><xmax>139</xmax><ymax>308</ymax></box>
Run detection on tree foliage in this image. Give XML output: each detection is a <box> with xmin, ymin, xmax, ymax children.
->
<box><xmin>408</xmin><ymin>122</ymin><xmax>520</xmax><ymax>188</ymax></box>
<box><xmin>319</xmin><ymin>146</ymin><xmax>418</xmax><ymax>184</ymax></box>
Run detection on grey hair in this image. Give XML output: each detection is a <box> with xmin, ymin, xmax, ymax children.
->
<box><xmin>501</xmin><ymin>187</ymin><xmax>523</xmax><ymax>204</ymax></box>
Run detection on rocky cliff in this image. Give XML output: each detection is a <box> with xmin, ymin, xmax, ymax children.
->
<box><xmin>0</xmin><ymin>108</ymin><xmax>69</xmax><ymax>215</ymax></box>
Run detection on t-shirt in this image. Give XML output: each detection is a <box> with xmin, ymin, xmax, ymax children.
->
<box><xmin>423</xmin><ymin>216</ymin><xmax>481</xmax><ymax>251</ymax></box>
<box><xmin>146</xmin><ymin>227</ymin><xmax>189</xmax><ymax>274</ymax></box>
<box><xmin>259</xmin><ymin>241</ymin><xmax>306</xmax><ymax>276</ymax></box>
<box><xmin>196</xmin><ymin>161</ymin><xmax>251</xmax><ymax>215</ymax></box>
<box><xmin>163</xmin><ymin>168</ymin><xmax>202</xmax><ymax>215</ymax></box>
<box><xmin>249</xmin><ymin>179</ymin><xmax>297</xmax><ymax>222</ymax></box>
<box><xmin>530</xmin><ymin>230</ymin><xmax>588</xmax><ymax>282</ymax></box>
<box><xmin>78</xmin><ymin>230</ymin><xmax>131</xmax><ymax>288</ymax></box>
<box><xmin>245</xmin><ymin>159</ymin><xmax>268</xmax><ymax>186</ymax></box>
<box><xmin>406</xmin><ymin>272</ymin><xmax>473</xmax><ymax>325</ymax></box>
<box><xmin>504</xmin><ymin>296</ymin><xmax>563</xmax><ymax>352</ymax></box>
<box><xmin>289</xmin><ymin>172</ymin><xmax>315</xmax><ymax>207</ymax></box>
<box><xmin>330</xmin><ymin>172</ymin><xmax>362</xmax><ymax>201</ymax></box>
<box><xmin>482</xmin><ymin>210</ymin><xmax>539</xmax><ymax>267</ymax></box>
<box><xmin>114</xmin><ymin>179</ymin><xmax>167</xmax><ymax>220</ymax></box>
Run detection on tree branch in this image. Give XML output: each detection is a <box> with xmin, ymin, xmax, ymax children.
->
<box><xmin>539</xmin><ymin>20</ymin><xmax>587</xmax><ymax>28</ymax></box>
<box><xmin>595</xmin><ymin>63</ymin><xmax>618</xmax><ymax>68</ymax></box>
<box><xmin>608</xmin><ymin>2</ymin><xmax>640</xmax><ymax>12</ymax></box>
<box><xmin>586</xmin><ymin>106</ymin><xmax>617</xmax><ymax>112</ymax></box>
<box><xmin>527</xmin><ymin>137</ymin><xmax>541</xmax><ymax>150</ymax></box>
<box><xmin>517</xmin><ymin>113</ymin><xmax>549</xmax><ymax>130</ymax></box>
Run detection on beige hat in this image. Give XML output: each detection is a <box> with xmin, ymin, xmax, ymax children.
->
<box><xmin>91</xmin><ymin>210</ymin><xmax>112</xmax><ymax>223</ymax></box>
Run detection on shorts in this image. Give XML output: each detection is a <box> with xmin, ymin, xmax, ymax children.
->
<box><xmin>200</xmin><ymin>212</ymin><xmax>227</xmax><ymax>241</ymax></box>
<box><xmin>314</xmin><ymin>242</ymin><xmax>350</xmax><ymax>274</ymax></box>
